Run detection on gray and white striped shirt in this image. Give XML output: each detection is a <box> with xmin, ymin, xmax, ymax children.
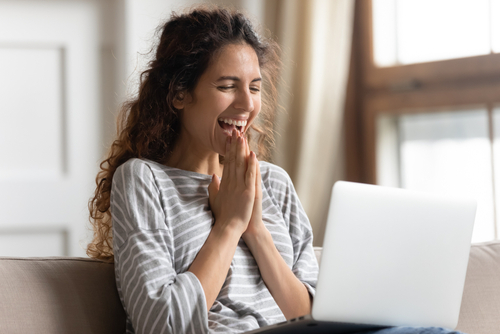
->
<box><xmin>111</xmin><ymin>158</ymin><xmax>318</xmax><ymax>334</ymax></box>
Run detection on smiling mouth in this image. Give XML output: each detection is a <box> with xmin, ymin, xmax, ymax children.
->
<box><xmin>218</xmin><ymin>118</ymin><xmax>247</xmax><ymax>134</ymax></box>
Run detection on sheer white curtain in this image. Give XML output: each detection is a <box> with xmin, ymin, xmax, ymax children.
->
<box><xmin>267</xmin><ymin>0</ymin><xmax>354</xmax><ymax>245</ymax></box>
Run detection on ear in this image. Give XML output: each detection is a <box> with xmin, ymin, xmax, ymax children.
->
<box><xmin>172</xmin><ymin>92</ymin><xmax>186</xmax><ymax>110</ymax></box>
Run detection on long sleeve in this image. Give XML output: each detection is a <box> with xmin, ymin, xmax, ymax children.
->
<box><xmin>262</xmin><ymin>162</ymin><xmax>319</xmax><ymax>297</ymax></box>
<box><xmin>111</xmin><ymin>159</ymin><xmax>209</xmax><ymax>334</ymax></box>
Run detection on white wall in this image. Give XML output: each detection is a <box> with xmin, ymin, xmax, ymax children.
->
<box><xmin>0</xmin><ymin>0</ymin><xmax>268</xmax><ymax>257</ymax></box>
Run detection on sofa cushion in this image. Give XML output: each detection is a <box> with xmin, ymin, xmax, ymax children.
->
<box><xmin>0</xmin><ymin>257</ymin><xmax>126</xmax><ymax>334</ymax></box>
<box><xmin>456</xmin><ymin>240</ymin><xmax>500</xmax><ymax>334</ymax></box>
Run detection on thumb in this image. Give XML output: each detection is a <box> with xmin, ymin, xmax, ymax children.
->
<box><xmin>208</xmin><ymin>174</ymin><xmax>220</xmax><ymax>208</ymax></box>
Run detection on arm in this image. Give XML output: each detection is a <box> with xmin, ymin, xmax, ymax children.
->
<box><xmin>112</xmin><ymin>160</ymin><xmax>208</xmax><ymax>334</ymax></box>
<box><xmin>242</xmin><ymin>162</ymin><xmax>314</xmax><ymax>319</ymax></box>
<box><xmin>243</xmin><ymin>226</ymin><xmax>312</xmax><ymax>319</ymax></box>
<box><xmin>189</xmin><ymin>131</ymin><xmax>258</xmax><ymax>310</ymax></box>
<box><xmin>187</xmin><ymin>219</ymin><xmax>243</xmax><ymax>311</ymax></box>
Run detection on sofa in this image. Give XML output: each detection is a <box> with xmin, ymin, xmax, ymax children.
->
<box><xmin>0</xmin><ymin>240</ymin><xmax>499</xmax><ymax>334</ymax></box>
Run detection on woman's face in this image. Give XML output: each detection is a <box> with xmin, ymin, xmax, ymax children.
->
<box><xmin>174</xmin><ymin>43</ymin><xmax>262</xmax><ymax>157</ymax></box>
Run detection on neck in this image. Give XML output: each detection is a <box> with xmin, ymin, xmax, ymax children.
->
<box><xmin>166</xmin><ymin>141</ymin><xmax>223</xmax><ymax>177</ymax></box>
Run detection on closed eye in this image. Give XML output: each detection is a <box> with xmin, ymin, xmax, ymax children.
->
<box><xmin>218</xmin><ymin>85</ymin><xmax>260</xmax><ymax>93</ymax></box>
<box><xmin>217</xmin><ymin>86</ymin><xmax>235</xmax><ymax>91</ymax></box>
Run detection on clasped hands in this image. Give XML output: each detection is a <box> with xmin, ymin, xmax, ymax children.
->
<box><xmin>208</xmin><ymin>129</ymin><xmax>265</xmax><ymax>241</ymax></box>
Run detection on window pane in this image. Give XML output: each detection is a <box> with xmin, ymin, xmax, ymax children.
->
<box><xmin>493</xmin><ymin>0</ymin><xmax>500</xmax><ymax>53</ymax></box>
<box><xmin>376</xmin><ymin>114</ymin><xmax>400</xmax><ymax>187</ymax></box>
<box><xmin>373</xmin><ymin>0</ymin><xmax>491</xmax><ymax>66</ymax></box>
<box><xmin>377</xmin><ymin>108</ymin><xmax>495</xmax><ymax>243</ymax></box>
<box><xmin>372</xmin><ymin>0</ymin><xmax>397</xmax><ymax>67</ymax></box>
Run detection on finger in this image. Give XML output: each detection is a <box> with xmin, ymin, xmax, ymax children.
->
<box><xmin>224</xmin><ymin>134</ymin><xmax>231</xmax><ymax>156</ymax></box>
<box><xmin>244</xmin><ymin>137</ymin><xmax>250</xmax><ymax>171</ymax></box>
<box><xmin>244</xmin><ymin>137</ymin><xmax>250</xmax><ymax>157</ymax></box>
<box><xmin>255</xmin><ymin>156</ymin><xmax>262</xmax><ymax>200</ymax></box>
<box><xmin>221</xmin><ymin>136</ymin><xmax>231</xmax><ymax>182</ymax></box>
<box><xmin>208</xmin><ymin>174</ymin><xmax>220</xmax><ymax>209</ymax></box>
<box><xmin>229</xmin><ymin>129</ymin><xmax>238</xmax><ymax>180</ymax></box>
<box><xmin>236</xmin><ymin>136</ymin><xmax>246</xmax><ymax>181</ymax></box>
<box><xmin>245</xmin><ymin>151</ymin><xmax>257</xmax><ymax>188</ymax></box>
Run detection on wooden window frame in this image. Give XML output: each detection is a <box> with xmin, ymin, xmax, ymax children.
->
<box><xmin>345</xmin><ymin>0</ymin><xmax>500</xmax><ymax>185</ymax></box>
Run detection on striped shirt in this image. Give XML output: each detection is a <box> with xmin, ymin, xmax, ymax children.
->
<box><xmin>111</xmin><ymin>158</ymin><xmax>319</xmax><ymax>334</ymax></box>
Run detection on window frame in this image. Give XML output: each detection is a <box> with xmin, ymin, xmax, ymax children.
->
<box><xmin>346</xmin><ymin>0</ymin><xmax>500</xmax><ymax>185</ymax></box>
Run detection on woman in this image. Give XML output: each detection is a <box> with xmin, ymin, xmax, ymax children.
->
<box><xmin>87</xmin><ymin>5</ymin><xmax>465</xmax><ymax>334</ymax></box>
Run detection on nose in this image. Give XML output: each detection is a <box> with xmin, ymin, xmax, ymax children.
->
<box><xmin>233</xmin><ymin>88</ymin><xmax>254</xmax><ymax>112</ymax></box>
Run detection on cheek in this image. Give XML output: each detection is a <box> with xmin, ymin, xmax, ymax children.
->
<box><xmin>255</xmin><ymin>96</ymin><xmax>262</xmax><ymax>111</ymax></box>
<box><xmin>212</xmin><ymin>94</ymin><xmax>233</xmax><ymax>112</ymax></box>
<box><xmin>253</xmin><ymin>96</ymin><xmax>262</xmax><ymax>116</ymax></box>
<box><xmin>182</xmin><ymin>106</ymin><xmax>211</xmax><ymax>135</ymax></box>
<box><xmin>247</xmin><ymin>100</ymin><xmax>262</xmax><ymax>129</ymax></box>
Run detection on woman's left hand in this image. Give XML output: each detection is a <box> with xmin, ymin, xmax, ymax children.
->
<box><xmin>240</xmin><ymin>141</ymin><xmax>312</xmax><ymax>319</ymax></box>
<box><xmin>240</xmin><ymin>138</ymin><xmax>312</xmax><ymax>319</ymax></box>
<box><xmin>242</xmin><ymin>141</ymin><xmax>266</xmax><ymax>242</ymax></box>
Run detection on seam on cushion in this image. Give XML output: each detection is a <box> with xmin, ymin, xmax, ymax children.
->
<box><xmin>0</xmin><ymin>257</ymin><xmax>113</xmax><ymax>264</ymax></box>
<box><xmin>471</xmin><ymin>241</ymin><xmax>500</xmax><ymax>248</ymax></box>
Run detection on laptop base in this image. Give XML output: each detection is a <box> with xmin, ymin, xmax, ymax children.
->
<box><xmin>245</xmin><ymin>317</ymin><xmax>390</xmax><ymax>334</ymax></box>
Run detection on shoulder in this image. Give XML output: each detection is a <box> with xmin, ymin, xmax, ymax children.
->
<box><xmin>110</xmin><ymin>159</ymin><xmax>170</xmax><ymax>250</ymax></box>
<box><xmin>114</xmin><ymin>158</ymin><xmax>168</xmax><ymax>182</ymax></box>
<box><xmin>259</xmin><ymin>161</ymin><xmax>298</xmax><ymax>207</ymax></box>
<box><xmin>115</xmin><ymin>158</ymin><xmax>153</xmax><ymax>177</ymax></box>
<box><xmin>259</xmin><ymin>161</ymin><xmax>293</xmax><ymax>190</ymax></box>
<box><xmin>112</xmin><ymin>158</ymin><xmax>165</xmax><ymax>193</ymax></box>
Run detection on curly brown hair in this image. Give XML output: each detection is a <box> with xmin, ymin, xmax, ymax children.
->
<box><xmin>87</xmin><ymin>5</ymin><xmax>281</xmax><ymax>262</ymax></box>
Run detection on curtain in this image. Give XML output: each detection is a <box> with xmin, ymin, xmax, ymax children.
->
<box><xmin>264</xmin><ymin>0</ymin><xmax>355</xmax><ymax>246</ymax></box>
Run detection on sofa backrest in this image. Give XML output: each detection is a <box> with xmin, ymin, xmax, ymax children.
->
<box><xmin>456</xmin><ymin>240</ymin><xmax>500</xmax><ymax>334</ymax></box>
<box><xmin>0</xmin><ymin>257</ymin><xmax>126</xmax><ymax>334</ymax></box>
<box><xmin>0</xmin><ymin>241</ymin><xmax>499</xmax><ymax>334</ymax></box>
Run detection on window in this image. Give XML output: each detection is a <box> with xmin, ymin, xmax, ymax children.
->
<box><xmin>345</xmin><ymin>0</ymin><xmax>500</xmax><ymax>242</ymax></box>
<box><xmin>372</xmin><ymin>0</ymin><xmax>500</xmax><ymax>66</ymax></box>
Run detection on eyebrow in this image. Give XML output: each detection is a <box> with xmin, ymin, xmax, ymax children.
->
<box><xmin>216</xmin><ymin>76</ymin><xmax>262</xmax><ymax>83</ymax></box>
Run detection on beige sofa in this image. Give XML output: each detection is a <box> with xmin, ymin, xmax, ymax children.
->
<box><xmin>0</xmin><ymin>241</ymin><xmax>499</xmax><ymax>334</ymax></box>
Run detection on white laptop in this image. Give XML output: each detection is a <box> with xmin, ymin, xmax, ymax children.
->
<box><xmin>247</xmin><ymin>181</ymin><xmax>477</xmax><ymax>333</ymax></box>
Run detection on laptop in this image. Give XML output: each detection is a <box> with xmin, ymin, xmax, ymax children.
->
<box><xmin>246</xmin><ymin>181</ymin><xmax>477</xmax><ymax>333</ymax></box>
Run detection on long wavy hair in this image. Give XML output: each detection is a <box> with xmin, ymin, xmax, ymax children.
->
<box><xmin>87</xmin><ymin>5</ymin><xmax>281</xmax><ymax>262</ymax></box>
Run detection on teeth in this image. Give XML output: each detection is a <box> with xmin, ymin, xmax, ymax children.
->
<box><xmin>218</xmin><ymin>118</ymin><xmax>247</xmax><ymax>127</ymax></box>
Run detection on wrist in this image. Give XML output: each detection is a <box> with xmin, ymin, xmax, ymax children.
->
<box><xmin>243</xmin><ymin>223</ymin><xmax>272</xmax><ymax>253</ymax></box>
<box><xmin>212</xmin><ymin>219</ymin><xmax>245</xmax><ymax>241</ymax></box>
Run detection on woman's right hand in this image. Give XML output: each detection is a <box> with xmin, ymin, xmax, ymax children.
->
<box><xmin>208</xmin><ymin>130</ymin><xmax>257</xmax><ymax>235</ymax></box>
<box><xmin>191</xmin><ymin>130</ymin><xmax>258</xmax><ymax>310</ymax></box>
